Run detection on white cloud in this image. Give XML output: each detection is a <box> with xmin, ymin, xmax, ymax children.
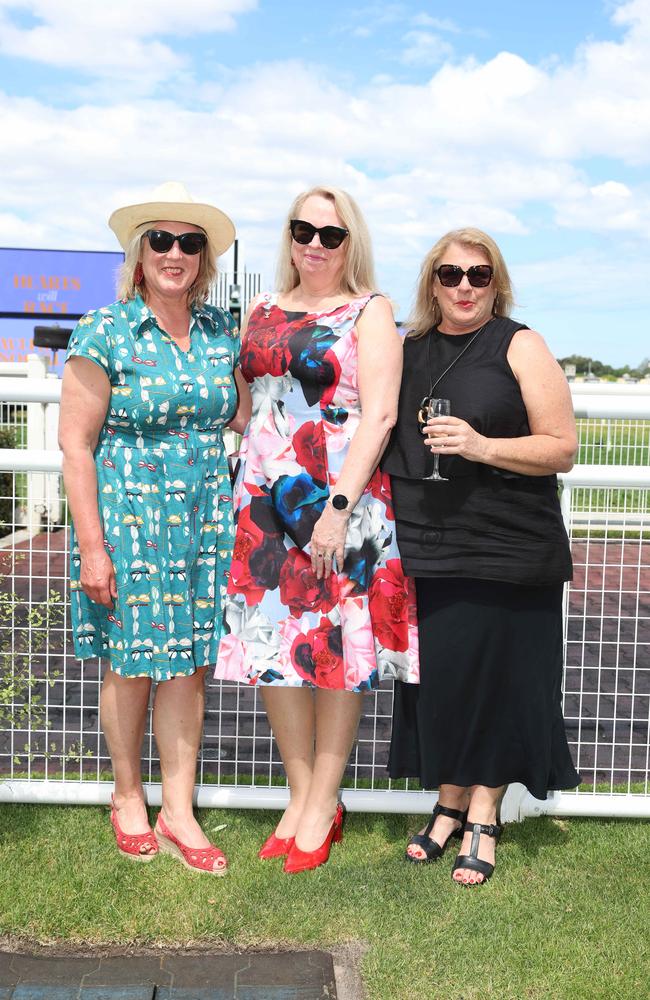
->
<box><xmin>0</xmin><ymin>212</ymin><xmax>51</xmax><ymax>246</ymax></box>
<box><xmin>410</xmin><ymin>13</ymin><xmax>460</xmax><ymax>33</ymax></box>
<box><xmin>1</xmin><ymin>0</ymin><xmax>650</xmax><ymax>341</ymax></box>
<box><xmin>343</xmin><ymin>3</ymin><xmax>409</xmax><ymax>30</ymax></box>
<box><xmin>554</xmin><ymin>180</ymin><xmax>650</xmax><ymax>232</ymax></box>
<box><xmin>0</xmin><ymin>0</ymin><xmax>258</xmax><ymax>38</ymax></box>
<box><xmin>0</xmin><ymin>0</ymin><xmax>256</xmax><ymax>86</ymax></box>
<box><xmin>399</xmin><ymin>30</ymin><xmax>454</xmax><ymax>66</ymax></box>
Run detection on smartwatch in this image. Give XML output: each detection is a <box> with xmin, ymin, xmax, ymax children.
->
<box><xmin>330</xmin><ymin>493</ymin><xmax>349</xmax><ymax>511</ymax></box>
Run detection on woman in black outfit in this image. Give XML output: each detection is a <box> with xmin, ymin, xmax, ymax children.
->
<box><xmin>383</xmin><ymin>227</ymin><xmax>580</xmax><ymax>885</ymax></box>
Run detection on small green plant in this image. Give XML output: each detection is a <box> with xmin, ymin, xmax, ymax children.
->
<box><xmin>0</xmin><ymin>580</ymin><xmax>65</xmax><ymax>765</ymax></box>
<box><xmin>0</xmin><ymin>426</ymin><xmax>17</xmax><ymax>538</ymax></box>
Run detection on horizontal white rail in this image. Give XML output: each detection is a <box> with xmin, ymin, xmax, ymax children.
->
<box><xmin>570</xmin><ymin>382</ymin><xmax>650</xmax><ymax>395</ymax></box>
<box><xmin>0</xmin><ymin>377</ymin><xmax>61</xmax><ymax>404</ymax></box>
<box><xmin>0</xmin><ymin>362</ymin><xmax>34</xmax><ymax>377</ymax></box>
<box><xmin>0</xmin><ymin>780</ymin><xmax>435</xmax><ymax>814</ymax></box>
<box><xmin>519</xmin><ymin>792</ymin><xmax>650</xmax><ymax>820</ymax></box>
<box><xmin>1</xmin><ymin>781</ymin><xmax>648</xmax><ymax>819</ymax></box>
<box><xmin>570</xmin><ymin>511</ymin><xmax>646</xmax><ymax>526</ymax></box>
<box><xmin>561</xmin><ymin>464</ymin><xmax>650</xmax><ymax>487</ymax></box>
<box><xmin>0</xmin><ymin>448</ymin><xmax>61</xmax><ymax>472</ymax></box>
<box><xmin>1</xmin><ymin>450</ymin><xmax>649</xmax><ymax>488</ymax></box>
<box><xmin>571</xmin><ymin>397</ymin><xmax>650</xmax><ymax>419</ymax></box>
<box><xmin>3</xmin><ymin>378</ymin><xmax>650</xmax><ymax>412</ymax></box>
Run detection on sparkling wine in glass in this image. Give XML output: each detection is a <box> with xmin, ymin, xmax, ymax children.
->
<box><xmin>422</xmin><ymin>397</ymin><xmax>451</xmax><ymax>481</ymax></box>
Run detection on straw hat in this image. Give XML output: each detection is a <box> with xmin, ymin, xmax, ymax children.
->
<box><xmin>108</xmin><ymin>181</ymin><xmax>235</xmax><ymax>257</ymax></box>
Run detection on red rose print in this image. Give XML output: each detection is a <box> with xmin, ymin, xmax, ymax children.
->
<box><xmin>279</xmin><ymin>547</ymin><xmax>337</xmax><ymax>617</ymax></box>
<box><xmin>240</xmin><ymin>306</ymin><xmax>293</xmax><ymax>378</ymax></box>
<box><xmin>368</xmin><ymin>558</ymin><xmax>410</xmax><ymax>652</ymax></box>
<box><xmin>369</xmin><ymin>470</ymin><xmax>395</xmax><ymax>521</ymax></box>
<box><xmin>228</xmin><ymin>506</ymin><xmax>269</xmax><ymax>605</ymax></box>
<box><xmin>290</xmin><ymin>618</ymin><xmax>344</xmax><ymax>689</ymax></box>
<box><xmin>293</xmin><ymin>421</ymin><xmax>328</xmax><ymax>484</ymax></box>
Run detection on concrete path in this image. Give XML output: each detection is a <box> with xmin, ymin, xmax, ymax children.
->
<box><xmin>0</xmin><ymin>950</ymin><xmax>339</xmax><ymax>999</ymax></box>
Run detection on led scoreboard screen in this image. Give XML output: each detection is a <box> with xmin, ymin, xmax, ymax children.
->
<box><xmin>0</xmin><ymin>246</ymin><xmax>124</xmax><ymax>367</ymax></box>
<box><xmin>0</xmin><ymin>247</ymin><xmax>124</xmax><ymax>319</ymax></box>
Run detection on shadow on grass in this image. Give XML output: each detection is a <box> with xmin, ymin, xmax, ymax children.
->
<box><xmin>348</xmin><ymin>811</ymin><xmax>413</xmax><ymax>841</ymax></box>
<box><xmin>505</xmin><ymin>815</ymin><xmax>570</xmax><ymax>860</ymax></box>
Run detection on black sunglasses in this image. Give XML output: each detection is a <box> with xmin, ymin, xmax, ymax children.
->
<box><xmin>436</xmin><ymin>264</ymin><xmax>493</xmax><ymax>288</ymax></box>
<box><xmin>144</xmin><ymin>229</ymin><xmax>207</xmax><ymax>255</ymax></box>
<box><xmin>290</xmin><ymin>219</ymin><xmax>349</xmax><ymax>250</ymax></box>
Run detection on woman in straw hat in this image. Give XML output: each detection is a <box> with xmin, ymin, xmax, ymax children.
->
<box><xmin>59</xmin><ymin>182</ymin><xmax>250</xmax><ymax>873</ymax></box>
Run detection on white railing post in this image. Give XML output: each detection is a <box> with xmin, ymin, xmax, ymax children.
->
<box><xmin>44</xmin><ymin>373</ymin><xmax>62</xmax><ymax>526</ymax></box>
<box><xmin>25</xmin><ymin>353</ymin><xmax>49</xmax><ymax>536</ymax></box>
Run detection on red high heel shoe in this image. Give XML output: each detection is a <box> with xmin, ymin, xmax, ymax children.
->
<box><xmin>283</xmin><ymin>803</ymin><xmax>344</xmax><ymax>874</ymax></box>
<box><xmin>258</xmin><ymin>831</ymin><xmax>295</xmax><ymax>860</ymax></box>
<box><xmin>110</xmin><ymin>794</ymin><xmax>158</xmax><ymax>863</ymax></box>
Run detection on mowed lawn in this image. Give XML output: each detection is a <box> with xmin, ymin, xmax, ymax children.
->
<box><xmin>1</xmin><ymin>804</ymin><xmax>648</xmax><ymax>1000</ymax></box>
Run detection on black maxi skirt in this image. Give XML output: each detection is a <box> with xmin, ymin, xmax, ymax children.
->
<box><xmin>388</xmin><ymin>577</ymin><xmax>581</xmax><ymax>801</ymax></box>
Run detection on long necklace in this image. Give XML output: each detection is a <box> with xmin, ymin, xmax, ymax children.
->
<box><xmin>426</xmin><ymin>319</ymin><xmax>489</xmax><ymax>398</ymax></box>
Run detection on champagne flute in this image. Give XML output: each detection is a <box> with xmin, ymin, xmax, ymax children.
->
<box><xmin>422</xmin><ymin>397</ymin><xmax>451</xmax><ymax>481</ymax></box>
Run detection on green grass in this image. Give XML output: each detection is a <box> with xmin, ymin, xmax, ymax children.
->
<box><xmin>1</xmin><ymin>805</ymin><xmax>648</xmax><ymax>999</ymax></box>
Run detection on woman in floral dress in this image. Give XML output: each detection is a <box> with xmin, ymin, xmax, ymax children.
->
<box><xmin>59</xmin><ymin>182</ymin><xmax>250</xmax><ymax>873</ymax></box>
<box><xmin>214</xmin><ymin>186</ymin><xmax>418</xmax><ymax>872</ymax></box>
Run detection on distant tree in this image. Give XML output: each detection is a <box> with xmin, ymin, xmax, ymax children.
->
<box><xmin>557</xmin><ymin>354</ymin><xmax>647</xmax><ymax>379</ymax></box>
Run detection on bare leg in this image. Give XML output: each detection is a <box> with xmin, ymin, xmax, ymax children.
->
<box><xmin>293</xmin><ymin>689</ymin><xmax>363</xmax><ymax>852</ymax></box>
<box><xmin>101</xmin><ymin>668</ymin><xmax>152</xmax><ymax>843</ymax></box>
<box><xmin>261</xmin><ymin>687</ymin><xmax>315</xmax><ymax>839</ymax></box>
<box><xmin>406</xmin><ymin>783</ymin><xmax>470</xmax><ymax>861</ymax></box>
<box><xmin>453</xmin><ymin>783</ymin><xmax>506</xmax><ymax>885</ymax></box>
<box><xmin>153</xmin><ymin>666</ymin><xmax>223</xmax><ymax>868</ymax></box>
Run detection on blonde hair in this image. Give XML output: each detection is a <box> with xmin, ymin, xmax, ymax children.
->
<box><xmin>408</xmin><ymin>227</ymin><xmax>514</xmax><ymax>339</ymax></box>
<box><xmin>116</xmin><ymin>222</ymin><xmax>217</xmax><ymax>308</ymax></box>
<box><xmin>275</xmin><ymin>186</ymin><xmax>376</xmax><ymax>295</ymax></box>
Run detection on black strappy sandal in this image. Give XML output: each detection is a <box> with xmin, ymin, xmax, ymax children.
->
<box><xmin>405</xmin><ymin>803</ymin><xmax>468</xmax><ymax>864</ymax></box>
<box><xmin>452</xmin><ymin>821</ymin><xmax>503</xmax><ymax>885</ymax></box>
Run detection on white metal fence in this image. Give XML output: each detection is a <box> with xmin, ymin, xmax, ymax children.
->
<box><xmin>0</xmin><ymin>381</ymin><xmax>648</xmax><ymax>821</ymax></box>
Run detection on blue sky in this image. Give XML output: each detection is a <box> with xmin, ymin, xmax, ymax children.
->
<box><xmin>1</xmin><ymin>0</ymin><xmax>649</xmax><ymax>366</ymax></box>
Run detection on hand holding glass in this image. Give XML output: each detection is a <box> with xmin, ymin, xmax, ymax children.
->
<box><xmin>422</xmin><ymin>397</ymin><xmax>451</xmax><ymax>481</ymax></box>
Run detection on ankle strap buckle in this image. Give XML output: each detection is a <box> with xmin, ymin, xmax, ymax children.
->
<box><xmin>464</xmin><ymin>821</ymin><xmax>502</xmax><ymax>839</ymax></box>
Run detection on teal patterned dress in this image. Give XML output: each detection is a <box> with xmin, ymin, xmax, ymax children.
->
<box><xmin>65</xmin><ymin>294</ymin><xmax>239</xmax><ymax>680</ymax></box>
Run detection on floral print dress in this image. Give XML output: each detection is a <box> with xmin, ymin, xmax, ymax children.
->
<box><xmin>66</xmin><ymin>295</ymin><xmax>239</xmax><ymax>681</ymax></box>
<box><xmin>214</xmin><ymin>293</ymin><xmax>418</xmax><ymax>692</ymax></box>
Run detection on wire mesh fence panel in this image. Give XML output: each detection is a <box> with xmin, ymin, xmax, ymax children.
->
<box><xmin>576</xmin><ymin>417</ymin><xmax>650</xmax><ymax>467</ymax></box>
<box><xmin>0</xmin><ymin>470</ymin><xmax>648</xmax><ymax>809</ymax></box>
<box><xmin>0</xmin><ymin>403</ymin><xmax>27</xmax><ymax>444</ymax></box>
<box><xmin>565</xmin><ymin>488</ymin><xmax>649</xmax><ymax>796</ymax></box>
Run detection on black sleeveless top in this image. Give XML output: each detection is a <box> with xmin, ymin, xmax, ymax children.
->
<box><xmin>381</xmin><ymin>316</ymin><xmax>572</xmax><ymax>584</ymax></box>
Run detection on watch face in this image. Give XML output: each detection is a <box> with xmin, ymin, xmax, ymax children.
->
<box><xmin>332</xmin><ymin>494</ymin><xmax>348</xmax><ymax>510</ymax></box>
